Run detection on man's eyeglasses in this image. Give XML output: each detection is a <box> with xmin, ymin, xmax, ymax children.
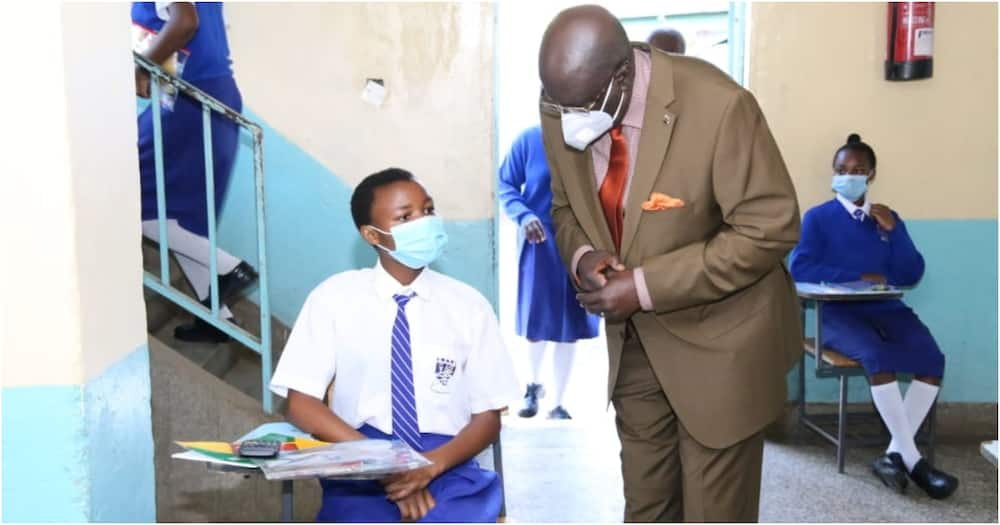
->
<box><xmin>540</xmin><ymin>58</ymin><xmax>631</xmax><ymax>115</ymax></box>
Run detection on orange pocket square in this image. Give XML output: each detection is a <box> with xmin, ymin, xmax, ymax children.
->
<box><xmin>641</xmin><ymin>192</ymin><xmax>685</xmax><ymax>211</ymax></box>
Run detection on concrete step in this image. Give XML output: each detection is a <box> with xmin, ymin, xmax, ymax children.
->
<box><xmin>148</xmin><ymin>336</ymin><xmax>320</xmax><ymax>521</ymax></box>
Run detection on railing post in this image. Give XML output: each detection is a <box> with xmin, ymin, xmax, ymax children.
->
<box><xmin>252</xmin><ymin>127</ymin><xmax>272</xmax><ymax>413</ymax></box>
<box><xmin>151</xmin><ymin>79</ymin><xmax>170</xmax><ymax>284</ymax></box>
<box><xmin>202</xmin><ymin>103</ymin><xmax>220</xmax><ymax>317</ymax></box>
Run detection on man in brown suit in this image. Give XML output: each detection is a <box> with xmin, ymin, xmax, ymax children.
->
<box><xmin>537</xmin><ymin>6</ymin><xmax>802</xmax><ymax>522</ymax></box>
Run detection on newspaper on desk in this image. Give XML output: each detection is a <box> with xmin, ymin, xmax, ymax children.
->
<box><xmin>255</xmin><ymin>438</ymin><xmax>431</xmax><ymax>481</ymax></box>
<box><xmin>172</xmin><ymin>422</ymin><xmax>430</xmax><ymax>480</ymax></box>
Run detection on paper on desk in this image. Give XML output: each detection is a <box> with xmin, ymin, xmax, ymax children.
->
<box><xmin>256</xmin><ymin>438</ymin><xmax>431</xmax><ymax>481</ymax></box>
<box><xmin>173</xmin><ymin>422</ymin><xmax>330</xmax><ymax>469</ymax></box>
<box><xmin>796</xmin><ymin>281</ymin><xmax>895</xmax><ymax>295</ymax></box>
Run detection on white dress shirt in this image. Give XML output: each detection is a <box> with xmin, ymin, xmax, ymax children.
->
<box><xmin>836</xmin><ymin>193</ymin><xmax>872</xmax><ymax>220</ymax></box>
<box><xmin>270</xmin><ymin>262</ymin><xmax>520</xmax><ymax>437</ymax></box>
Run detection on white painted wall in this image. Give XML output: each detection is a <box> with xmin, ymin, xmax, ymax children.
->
<box><xmin>1</xmin><ymin>3</ymin><xmax>147</xmax><ymax>386</ymax></box>
<box><xmin>749</xmin><ymin>2</ymin><xmax>998</xmax><ymax>219</ymax></box>
<box><xmin>224</xmin><ymin>3</ymin><xmax>497</xmax><ymax>221</ymax></box>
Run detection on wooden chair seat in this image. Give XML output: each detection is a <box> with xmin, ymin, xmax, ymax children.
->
<box><xmin>803</xmin><ymin>338</ymin><xmax>861</xmax><ymax>368</ymax></box>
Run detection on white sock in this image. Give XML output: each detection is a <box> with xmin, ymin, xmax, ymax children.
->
<box><xmin>872</xmin><ymin>382</ymin><xmax>922</xmax><ymax>471</ymax></box>
<box><xmin>526</xmin><ymin>340</ymin><xmax>547</xmax><ymax>385</ymax></box>
<box><xmin>892</xmin><ymin>380</ymin><xmax>940</xmax><ymax>449</ymax></box>
<box><xmin>176</xmin><ymin>253</ymin><xmax>234</xmax><ymax>320</ymax></box>
<box><xmin>142</xmin><ymin>219</ymin><xmax>241</xmax><ymax>274</ymax></box>
<box><xmin>550</xmin><ymin>342</ymin><xmax>576</xmax><ymax>407</ymax></box>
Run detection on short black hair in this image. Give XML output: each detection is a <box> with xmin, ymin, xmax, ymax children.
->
<box><xmin>350</xmin><ymin>167</ymin><xmax>415</xmax><ymax>228</ymax></box>
<box><xmin>833</xmin><ymin>133</ymin><xmax>877</xmax><ymax>169</ymax></box>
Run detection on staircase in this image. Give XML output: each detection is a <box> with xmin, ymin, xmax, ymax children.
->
<box><xmin>142</xmin><ymin>241</ymin><xmax>323</xmax><ymax>521</ymax></box>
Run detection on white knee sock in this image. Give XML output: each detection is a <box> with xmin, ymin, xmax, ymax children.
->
<box><xmin>550</xmin><ymin>342</ymin><xmax>576</xmax><ymax>407</ymax></box>
<box><xmin>176</xmin><ymin>253</ymin><xmax>234</xmax><ymax>320</ymax></box>
<box><xmin>142</xmin><ymin>219</ymin><xmax>241</xmax><ymax>274</ymax></box>
<box><xmin>872</xmin><ymin>382</ymin><xmax>922</xmax><ymax>471</ymax></box>
<box><xmin>890</xmin><ymin>380</ymin><xmax>940</xmax><ymax>452</ymax></box>
<box><xmin>526</xmin><ymin>340</ymin><xmax>547</xmax><ymax>385</ymax></box>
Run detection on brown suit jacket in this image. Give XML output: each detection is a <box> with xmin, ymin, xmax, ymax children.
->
<box><xmin>540</xmin><ymin>45</ymin><xmax>803</xmax><ymax>449</ymax></box>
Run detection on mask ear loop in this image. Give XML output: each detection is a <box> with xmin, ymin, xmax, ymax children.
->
<box><xmin>597</xmin><ymin>74</ymin><xmax>615</xmax><ymax>112</ymax></box>
<box><xmin>609</xmin><ymin>85</ymin><xmax>626</xmax><ymax>121</ymax></box>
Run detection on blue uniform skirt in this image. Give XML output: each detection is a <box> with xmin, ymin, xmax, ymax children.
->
<box><xmin>515</xmin><ymin>221</ymin><xmax>600</xmax><ymax>343</ymax></box>
<box><xmin>137</xmin><ymin>75</ymin><xmax>243</xmax><ymax>237</ymax></box>
<box><xmin>316</xmin><ymin>425</ymin><xmax>502</xmax><ymax>523</ymax></box>
<box><xmin>823</xmin><ymin>301</ymin><xmax>945</xmax><ymax>377</ymax></box>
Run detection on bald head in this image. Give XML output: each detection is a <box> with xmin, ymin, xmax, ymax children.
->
<box><xmin>648</xmin><ymin>28</ymin><xmax>686</xmax><ymax>54</ymax></box>
<box><xmin>538</xmin><ymin>5</ymin><xmax>631</xmax><ymax>106</ymax></box>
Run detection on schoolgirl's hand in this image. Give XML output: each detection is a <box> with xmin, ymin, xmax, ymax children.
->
<box><xmin>384</xmin><ymin>463</ymin><xmax>442</xmax><ymax>501</ymax></box>
<box><xmin>870</xmin><ymin>204</ymin><xmax>896</xmax><ymax>232</ymax></box>
<box><xmin>395</xmin><ymin>488</ymin><xmax>436</xmax><ymax>522</ymax></box>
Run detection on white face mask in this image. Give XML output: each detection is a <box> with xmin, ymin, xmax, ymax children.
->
<box><xmin>560</xmin><ymin>75</ymin><xmax>626</xmax><ymax>151</ymax></box>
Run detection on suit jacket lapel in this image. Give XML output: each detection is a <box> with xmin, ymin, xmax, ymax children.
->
<box><xmin>620</xmin><ymin>47</ymin><xmax>677</xmax><ymax>259</ymax></box>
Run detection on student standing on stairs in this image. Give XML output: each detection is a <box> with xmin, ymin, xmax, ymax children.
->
<box><xmin>270</xmin><ymin>169</ymin><xmax>520</xmax><ymax>522</ymax></box>
<box><xmin>790</xmin><ymin>133</ymin><xmax>958</xmax><ymax>499</ymax></box>
<box><xmin>133</xmin><ymin>1</ymin><xmax>257</xmax><ymax>343</ymax></box>
<box><xmin>498</xmin><ymin>125</ymin><xmax>601</xmax><ymax>420</ymax></box>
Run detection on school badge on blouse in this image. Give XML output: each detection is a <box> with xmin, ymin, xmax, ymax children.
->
<box><xmin>431</xmin><ymin>358</ymin><xmax>457</xmax><ymax>393</ymax></box>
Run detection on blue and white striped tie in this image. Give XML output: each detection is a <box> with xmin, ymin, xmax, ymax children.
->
<box><xmin>390</xmin><ymin>293</ymin><xmax>422</xmax><ymax>450</ymax></box>
<box><xmin>853</xmin><ymin>209</ymin><xmax>865</xmax><ymax>222</ymax></box>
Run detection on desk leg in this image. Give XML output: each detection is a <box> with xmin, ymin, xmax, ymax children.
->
<box><xmin>281</xmin><ymin>480</ymin><xmax>294</xmax><ymax>522</ymax></box>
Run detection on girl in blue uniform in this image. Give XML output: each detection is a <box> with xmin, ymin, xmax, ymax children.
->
<box><xmin>498</xmin><ymin>126</ymin><xmax>600</xmax><ymax>419</ymax></box>
<box><xmin>134</xmin><ymin>2</ymin><xmax>257</xmax><ymax>342</ymax></box>
<box><xmin>790</xmin><ymin>134</ymin><xmax>958</xmax><ymax>499</ymax></box>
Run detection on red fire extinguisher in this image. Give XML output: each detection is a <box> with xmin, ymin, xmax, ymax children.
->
<box><xmin>885</xmin><ymin>2</ymin><xmax>935</xmax><ymax>81</ymax></box>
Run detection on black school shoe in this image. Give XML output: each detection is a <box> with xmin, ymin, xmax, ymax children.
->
<box><xmin>871</xmin><ymin>452</ymin><xmax>908</xmax><ymax>493</ymax></box>
<box><xmin>218</xmin><ymin>261</ymin><xmax>259</xmax><ymax>303</ymax></box>
<box><xmin>548</xmin><ymin>406</ymin><xmax>572</xmax><ymax>420</ymax></box>
<box><xmin>908</xmin><ymin>458</ymin><xmax>959</xmax><ymax>500</ymax></box>
<box><xmin>518</xmin><ymin>383</ymin><xmax>545</xmax><ymax>418</ymax></box>
<box><xmin>174</xmin><ymin>317</ymin><xmax>231</xmax><ymax>344</ymax></box>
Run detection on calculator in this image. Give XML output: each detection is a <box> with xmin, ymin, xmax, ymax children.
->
<box><xmin>237</xmin><ymin>439</ymin><xmax>282</xmax><ymax>458</ymax></box>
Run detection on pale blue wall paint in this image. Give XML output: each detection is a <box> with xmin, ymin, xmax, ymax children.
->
<box><xmin>216</xmin><ymin>109</ymin><xmax>497</xmax><ymax>326</ymax></box>
<box><xmin>2</xmin><ymin>346</ymin><xmax>157</xmax><ymax>523</ymax></box>
<box><xmin>791</xmin><ymin>219</ymin><xmax>998</xmax><ymax>403</ymax></box>
<box><xmin>3</xmin><ymin>386</ymin><xmax>89</xmax><ymax>522</ymax></box>
<box><xmin>85</xmin><ymin>344</ymin><xmax>156</xmax><ymax>522</ymax></box>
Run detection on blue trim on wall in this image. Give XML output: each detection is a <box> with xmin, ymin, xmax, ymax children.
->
<box><xmin>217</xmin><ymin>109</ymin><xmax>497</xmax><ymax>325</ymax></box>
<box><xmin>791</xmin><ymin>219</ymin><xmax>998</xmax><ymax>403</ymax></box>
<box><xmin>3</xmin><ymin>386</ymin><xmax>89</xmax><ymax>523</ymax></box>
<box><xmin>85</xmin><ymin>344</ymin><xmax>156</xmax><ymax>522</ymax></box>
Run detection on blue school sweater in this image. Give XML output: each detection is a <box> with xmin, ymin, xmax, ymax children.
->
<box><xmin>789</xmin><ymin>198</ymin><xmax>925</xmax><ymax>311</ymax></box>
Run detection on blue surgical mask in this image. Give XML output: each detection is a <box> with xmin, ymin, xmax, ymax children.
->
<box><xmin>831</xmin><ymin>174</ymin><xmax>869</xmax><ymax>202</ymax></box>
<box><xmin>560</xmin><ymin>75</ymin><xmax>626</xmax><ymax>151</ymax></box>
<box><xmin>369</xmin><ymin>216</ymin><xmax>448</xmax><ymax>269</ymax></box>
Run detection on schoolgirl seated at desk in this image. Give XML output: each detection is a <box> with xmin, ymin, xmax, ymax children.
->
<box><xmin>789</xmin><ymin>134</ymin><xmax>958</xmax><ymax>500</ymax></box>
<box><xmin>270</xmin><ymin>168</ymin><xmax>520</xmax><ymax>522</ymax></box>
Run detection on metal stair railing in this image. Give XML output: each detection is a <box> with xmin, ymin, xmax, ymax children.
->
<box><xmin>135</xmin><ymin>52</ymin><xmax>274</xmax><ymax>413</ymax></box>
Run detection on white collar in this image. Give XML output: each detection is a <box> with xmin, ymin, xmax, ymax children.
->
<box><xmin>836</xmin><ymin>194</ymin><xmax>871</xmax><ymax>219</ymax></box>
<box><xmin>373</xmin><ymin>259</ymin><xmax>433</xmax><ymax>302</ymax></box>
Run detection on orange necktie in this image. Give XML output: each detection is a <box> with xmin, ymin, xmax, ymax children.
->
<box><xmin>598</xmin><ymin>127</ymin><xmax>629</xmax><ymax>252</ymax></box>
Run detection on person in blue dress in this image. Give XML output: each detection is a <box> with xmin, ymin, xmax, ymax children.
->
<box><xmin>498</xmin><ymin>125</ymin><xmax>600</xmax><ymax>420</ymax></box>
<box><xmin>133</xmin><ymin>2</ymin><xmax>257</xmax><ymax>343</ymax></box>
<box><xmin>790</xmin><ymin>133</ymin><xmax>958</xmax><ymax>499</ymax></box>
